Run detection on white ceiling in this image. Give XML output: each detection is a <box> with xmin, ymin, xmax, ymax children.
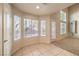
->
<box><xmin>12</xmin><ymin>3</ymin><xmax>74</xmax><ymax>16</ymax></box>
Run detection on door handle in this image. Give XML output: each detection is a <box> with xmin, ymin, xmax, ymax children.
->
<box><xmin>4</xmin><ymin>40</ymin><xmax>8</xmax><ymax>43</ymax></box>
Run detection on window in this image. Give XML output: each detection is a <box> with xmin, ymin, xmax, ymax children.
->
<box><xmin>77</xmin><ymin>21</ymin><xmax>79</xmax><ymax>34</ymax></box>
<box><xmin>60</xmin><ymin>23</ymin><xmax>66</xmax><ymax>34</ymax></box>
<box><xmin>40</xmin><ymin>20</ymin><xmax>46</xmax><ymax>36</ymax></box>
<box><xmin>24</xmin><ymin>19</ymin><xmax>32</xmax><ymax>37</ymax></box>
<box><xmin>51</xmin><ymin>21</ymin><xmax>56</xmax><ymax>39</ymax></box>
<box><xmin>60</xmin><ymin>11</ymin><xmax>66</xmax><ymax>22</ymax></box>
<box><xmin>70</xmin><ymin>19</ymin><xmax>75</xmax><ymax>33</ymax></box>
<box><xmin>60</xmin><ymin>10</ymin><xmax>66</xmax><ymax>35</ymax></box>
<box><xmin>14</xmin><ymin>15</ymin><xmax>21</xmax><ymax>40</ymax></box>
<box><xmin>24</xmin><ymin>18</ymin><xmax>38</xmax><ymax>37</ymax></box>
<box><xmin>31</xmin><ymin>20</ymin><xmax>39</xmax><ymax>36</ymax></box>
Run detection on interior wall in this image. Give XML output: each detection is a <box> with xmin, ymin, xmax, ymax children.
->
<box><xmin>69</xmin><ymin>4</ymin><xmax>79</xmax><ymax>38</ymax></box>
<box><xmin>0</xmin><ymin>3</ymin><xmax>2</xmax><ymax>56</ymax></box>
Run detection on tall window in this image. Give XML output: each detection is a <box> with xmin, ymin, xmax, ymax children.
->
<box><xmin>70</xmin><ymin>19</ymin><xmax>75</xmax><ymax>33</ymax></box>
<box><xmin>24</xmin><ymin>18</ymin><xmax>38</xmax><ymax>37</ymax></box>
<box><xmin>60</xmin><ymin>10</ymin><xmax>66</xmax><ymax>35</ymax></box>
<box><xmin>31</xmin><ymin>20</ymin><xmax>39</xmax><ymax>36</ymax></box>
<box><xmin>24</xmin><ymin>19</ymin><xmax>32</xmax><ymax>37</ymax></box>
<box><xmin>40</xmin><ymin>20</ymin><xmax>47</xmax><ymax>36</ymax></box>
<box><xmin>51</xmin><ymin>21</ymin><xmax>56</xmax><ymax>39</ymax></box>
<box><xmin>14</xmin><ymin>15</ymin><xmax>21</xmax><ymax>40</ymax></box>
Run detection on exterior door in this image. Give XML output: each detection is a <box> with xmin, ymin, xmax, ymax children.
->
<box><xmin>3</xmin><ymin>4</ymin><xmax>12</xmax><ymax>56</ymax></box>
<box><xmin>0</xmin><ymin>4</ymin><xmax>2</xmax><ymax>56</ymax></box>
<box><xmin>51</xmin><ymin>21</ymin><xmax>56</xmax><ymax>41</ymax></box>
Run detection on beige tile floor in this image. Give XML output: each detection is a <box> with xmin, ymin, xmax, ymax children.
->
<box><xmin>13</xmin><ymin>44</ymin><xmax>76</xmax><ymax>56</ymax></box>
<box><xmin>53</xmin><ymin>38</ymin><xmax>79</xmax><ymax>55</ymax></box>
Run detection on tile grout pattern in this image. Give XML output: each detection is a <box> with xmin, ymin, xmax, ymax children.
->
<box><xmin>13</xmin><ymin>43</ymin><xmax>76</xmax><ymax>56</ymax></box>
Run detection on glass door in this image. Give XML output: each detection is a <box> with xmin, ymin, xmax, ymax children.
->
<box><xmin>4</xmin><ymin>13</ymin><xmax>12</xmax><ymax>56</ymax></box>
<box><xmin>14</xmin><ymin>15</ymin><xmax>21</xmax><ymax>40</ymax></box>
<box><xmin>3</xmin><ymin>4</ymin><xmax>12</xmax><ymax>56</ymax></box>
<box><xmin>51</xmin><ymin>21</ymin><xmax>56</xmax><ymax>41</ymax></box>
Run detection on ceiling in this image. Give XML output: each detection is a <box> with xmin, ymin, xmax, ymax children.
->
<box><xmin>12</xmin><ymin>3</ymin><xmax>74</xmax><ymax>16</ymax></box>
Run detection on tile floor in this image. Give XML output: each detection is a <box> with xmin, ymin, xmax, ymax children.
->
<box><xmin>53</xmin><ymin>38</ymin><xmax>79</xmax><ymax>55</ymax></box>
<box><xmin>13</xmin><ymin>44</ymin><xmax>76</xmax><ymax>56</ymax></box>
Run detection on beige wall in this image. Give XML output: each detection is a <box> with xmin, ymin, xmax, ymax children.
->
<box><xmin>69</xmin><ymin>4</ymin><xmax>79</xmax><ymax>38</ymax></box>
<box><xmin>0</xmin><ymin>4</ymin><xmax>2</xmax><ymax>56</ymax></box>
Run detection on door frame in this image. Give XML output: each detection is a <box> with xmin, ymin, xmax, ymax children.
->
<box><xmin>2</xmin><ymin>3</ymin><xmax>13</xmax><ymax>56</ymax></box>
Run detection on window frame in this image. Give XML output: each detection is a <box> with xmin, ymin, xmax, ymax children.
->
<box><xmin>14</xmin><ymin>15</ymin><xmax>21</xmax><ymax>40</ymax></box>
<box><xmin>60</xmin><ymin>10</ymin><xmax>67</xmax><ymax>35</ymax></box>
<box><xmin>24</xmin><ymin>18</ymin><xmax>39</xmax><ymax>38</ymax></box>
<box><xmin>40</xmin><ymin>20</ymin><xmax>47</xmax><ymax>36</ymax></box>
